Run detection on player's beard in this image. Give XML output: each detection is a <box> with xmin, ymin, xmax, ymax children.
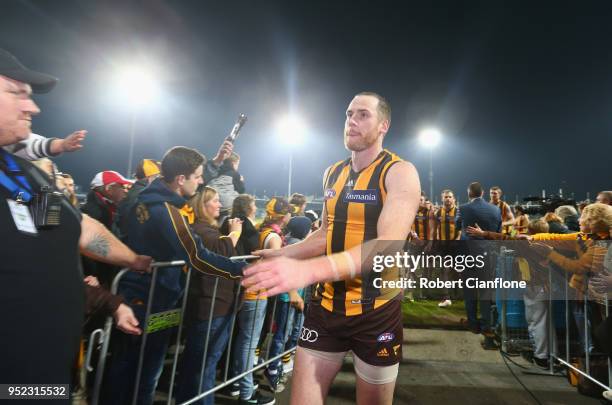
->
<box><xmin>344</xmin><ymin>129</ymin><xmax>380</xmax><ymax>152</ymax></box>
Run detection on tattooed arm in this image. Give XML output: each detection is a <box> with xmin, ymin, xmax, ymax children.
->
<box><xmin>79</xmin><ymin>214</ymin><xmax>152</xmax><ymax>271</ymax></box>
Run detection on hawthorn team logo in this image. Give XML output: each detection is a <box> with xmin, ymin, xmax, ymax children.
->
<box><xmin>136</xmin><ymin>203</ymin><xmax>150</xmax><ymax>223</ymax></box>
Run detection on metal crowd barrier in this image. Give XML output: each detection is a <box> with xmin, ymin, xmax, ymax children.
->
<box><xmin>496</xmin><ymin>243</ymin><xmax>611</xmax><ymax>393</ymax></box>
<box><xmin>85</xmin><ymin>258</ymin><xmax>302</xmax><ymax>405</ymax></box>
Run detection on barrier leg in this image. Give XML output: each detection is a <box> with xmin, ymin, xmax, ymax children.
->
<box><xmin>223</xmin><ymin>285</ymin><xmax>242</xmax><ymax>382</ymax></box>
<box><xmin>584</xmin><ymin>279</ymin><xmax>590</xmax><ymax>376</ymax></box>
<box><xmin>90</xmin><ymin>268</ymin><xmax>129</xmax><ymax>405</ymax></box>
<box><xmin>131</xmin><ymin>266</ymin><xmax>159</xmax><ymax>405</ymax></box>
<box><xmin>167</xmin><ymin>268</ymin><xmax>193</xmax><ymax>404</ymax></box>
<box><xmin>196</xmin><ymin>277</ymin><xmax>219</xmax><ymax>395</ymax></box>
<box><xmin>565</xmin><ymin>279</ymin><xmax>570</xmax><ymax>365</ymax></box>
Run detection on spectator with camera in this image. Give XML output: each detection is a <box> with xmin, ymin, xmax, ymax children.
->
<box><xmin>220</xmin><ymin>193</ymin><xmax>260</xmax><ymax>256</ymax></box>
<box><xmin>0</xmin><ymin>48</ymin><xmax>151</xmax><ymax>390</ymax></box>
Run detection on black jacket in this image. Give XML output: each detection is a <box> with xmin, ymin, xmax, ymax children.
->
<box><xmin>220</xmin><ymin>216</ymin><xmax>259</xmax><ymax>256</ymax></box>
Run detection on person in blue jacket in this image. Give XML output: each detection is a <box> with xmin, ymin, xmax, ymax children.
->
<box><xmin>457</xmin><ymin>181</ymin><xmax>501</xmax><ymax>350</ymax></box>
<box><xmin>103</xmin><ymin>146</ymin><xmax>246</xmax><ymax>405</ymax></box>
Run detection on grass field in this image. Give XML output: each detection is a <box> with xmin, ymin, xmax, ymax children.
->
<box><xmin>402</xmin><ymin>299</ymin><xmax>467</xmax><ymax>328</ymax></box>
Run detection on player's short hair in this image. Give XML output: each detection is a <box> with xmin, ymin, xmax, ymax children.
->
<box><xmin>490</xmin><ymin>186</ymin><xmax>503</xmax><ymax>195</ymax></box>
<box><xmin>355</xmin><ymin>91</ymin><xmax>391</xmax><ymax>125</ymax></box>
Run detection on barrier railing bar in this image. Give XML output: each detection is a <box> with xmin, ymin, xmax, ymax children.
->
<box><xmin>90</xmin><ymin>268</ymin><xmax>129</xmax><ymax>405</ymax></box>
<box><xmin>167</xmin><ymin>268</ymin><xmax>193</xmax><ymax>404</ymax></box>
<box><xmin>85</xmin><ymin>329</ymin><xmax>104</xmax><ymax>372</ymax></box>
<box><xmin>265</xmin><ymin>297</ymin><xmax>279</xmax><ymax>362</ymax></box>
<box><xmin>196</xmin><ymin>277</ymin><xmax>219</xmax><ymax>395</ymax></box>
<box><xmin>179</xmin><ymin>346</ymin><xmax>297</xmax><ymax>405</ymax></box>
<box><xmin>553</xmin><ymin>356</ymin><xmax>611</xmax><ymax>391</ymax></box>
<box><xmin>584</xmin><ymin>275</ymin><xmax>590</xmax><ymax>376</ymax></box>
<box><xmin>223</xmin><ymin>284</ymin><xmax>242</xmax><ymax>382</ymax></box>
<box><xmin>564</xmin><ymin>277</ymin><xmax>570</xmax><ymax>365</ymax></box>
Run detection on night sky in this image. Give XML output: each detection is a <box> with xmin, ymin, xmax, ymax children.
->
<box><xmin>2</xmin><ymin>0</ymin><xmax>611</xmax><ymax>203</ymax></box>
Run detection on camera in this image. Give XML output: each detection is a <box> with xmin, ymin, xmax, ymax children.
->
<box><xmin>225</xmin><ymin>113</ymin><xmax>247</xmax><ymax>143</ymax></box>
<box><xmin>30</xmin><ymin>185</ymin><xmax>63</xmax><ymax>228</ymax></box>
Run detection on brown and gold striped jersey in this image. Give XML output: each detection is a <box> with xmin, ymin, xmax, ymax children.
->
<box><xmin>314</xmin><ymin>149</ymin><xmax>403</xmax><ymax>316</ymax></box>
<box><xmin>412</xmin><ymin>206</ymin><xmax>431</xmax><ymax>240</ymax></box>
<box><xmin>492</xmin><ymin>200</ymin><xmax>513</xmax><ymax>234</ymax></box>
<box><xmin>436</xmin><ymin>206</ymin><xmax>460</xmax><ymax>240</ymax></box>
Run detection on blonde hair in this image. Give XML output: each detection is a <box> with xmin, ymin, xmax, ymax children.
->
<box><xmin>528</xmin><ymin>219</ymin><xmax>549</xmax><ymax>235</ymax></box>
<box><xmin>581</xmin><ymin>203</ymin><xmax>612</xmax><ymax>234</ymax></box>
<box><xmin>32</xmin><ymin>158</ymin><xmax>54</xmax><ymax>177</ymax></box>
<box><xmin>543</xmin><ymin>212</ymin><xmax>563</xmax><ymax>223</ymax></box>
<box><xmin>188</xmin><ymin>186</ymin><xmax>218</xmax><ymax>227</ymax></box>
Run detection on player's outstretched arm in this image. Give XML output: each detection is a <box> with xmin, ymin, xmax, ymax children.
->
<box><xmin>242</xmin><ymin>161</ymin><xmax>420</xmax><ymax>296</ymax></box>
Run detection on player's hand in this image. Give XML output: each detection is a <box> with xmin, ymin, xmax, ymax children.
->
<box><xmin>242</xmin><ymin>256</ymin><xmax>311</xmax><ymax>296</ymax></box>
<box><xmin>113</xmin><ymin>303</ymin><xmax>142</xmax><ymax>335</ymax></box>
<box><xmin>60</xmin><ymin>130</ymin><xmax>87</xmax><ymax>152</ymax></box>
<box><xmin>251</xmin><ymin>248</ymin><xmax>283</xmax><ymax>259</ymax></box>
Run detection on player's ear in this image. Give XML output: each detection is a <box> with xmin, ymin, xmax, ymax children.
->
<box><xmin>380</xmin><ymin>119</ymin><xmax>390</xmax><ymax>136</ymax></box>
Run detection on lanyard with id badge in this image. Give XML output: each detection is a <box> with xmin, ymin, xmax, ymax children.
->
<box><xmin>0</xmin><ymin>150</ymin><xmax>63</xmax><ymax>235</ymax></box>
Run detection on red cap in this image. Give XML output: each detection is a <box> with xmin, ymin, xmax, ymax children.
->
<box><xmin>90</xmin><ymin>171</ymin><xmax>134</xmax><ymax>189</ymax></box>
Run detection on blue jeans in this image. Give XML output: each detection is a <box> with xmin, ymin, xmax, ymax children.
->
<box><xmin>268</xmin><ymin>302</ymin><xmax>295</xmax><ymax>371</ymax></box>
<box><xmin>103</xmin><ymin>280</ymin><xmax>180</xmax><ymax>405</ymax></box>
<box><xmin>231</xmin><ymin>299</ymin><xmax>267</xmax><ymax>400</ymax></box>
<box><xmin>176</xmin><ymin>313</ymin><xmax>234</xmax><ymax>405</ymax></box>
<box><xmin>285</xmin><ymin>307</ymin><xmax>304</xmax><ymax>352</ymax></box>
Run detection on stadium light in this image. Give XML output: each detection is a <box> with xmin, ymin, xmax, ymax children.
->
<box><xmin>418</xmin><ymin>128</ymin><xmax>442</xmax><ymax>149</ymax></box>
<box><xmin>277</xmin><ymin>115</ymin><xmax>306</xmax><ymax>146</ymax></box>
<box><xmin>418</xmin><ymin>128</ymin><xmax>443</xmax><ymax>203</ymax></box>
<box><xmin>115</xmin><ymin>66</ymin><xmax>160</xmax><ymax>108</ymax></box>
<box><xmin>113</xmin><ymin>65</ymin><xmax>160</xmax><ymax>177</ymax></box>
<box><xmin>277</xmin><ymin>114</ymin><xmax>306</xmax><ymax>196</ymax></box>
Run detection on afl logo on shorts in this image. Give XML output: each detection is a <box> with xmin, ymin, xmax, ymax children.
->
<box><xmin>300</xmin><ymin>327</ymin><xmax>319</xmax><ymax>343</ymax></box>
<box><xmin>324</xmin><ymin>188</ymin><xmax>336</xmax><ymax>199</ymax></box>
<box><xmin>377</xmin><ymin>332</ymin><xmax>395</xmax><ymax>343</ymax></box>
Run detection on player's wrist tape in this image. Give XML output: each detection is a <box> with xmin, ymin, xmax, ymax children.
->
<box><xmin>326</xmin><ymin>255</ymin><xmax>341</xmax><ymax>281</ymax></box>
<box><xmin>326</xmin><ymin>252</ymin><xmax>357</xmax><ymax>281</ymax></box>
<box><xmin>342</xmin><ymin>251</ymin><xmax>357</xmax><ymax>279</ymax></box>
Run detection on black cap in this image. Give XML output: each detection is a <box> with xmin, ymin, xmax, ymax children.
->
<box><xmin>0</xmin><ymin>49</ymin><xmax>57</xmax><ymax>93</ymax></box>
